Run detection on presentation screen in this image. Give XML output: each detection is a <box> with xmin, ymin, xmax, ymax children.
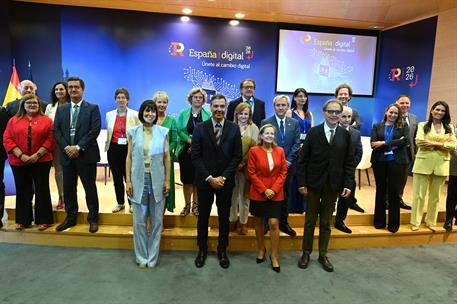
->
<box><xmin>276</xmin><ymin>29</ymin><xmax>378</xmax><ymax>95</ymax></box>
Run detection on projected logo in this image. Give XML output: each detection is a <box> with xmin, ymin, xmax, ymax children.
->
<box><xmin>168</xmin><ymin>42</ymin><xmax>255</xmax><ymax>62</ymax></box>
<box><xmin>169</xmin><ymin>42</ymin><xmax>185</xmax><ymax>57</ymax></box>
<box><xmin>388</xmin><ymin>66</ymin><xmax>418</xmax><ymax>88</ymax></box>
<box><xmin>303</xmin><ymin>34</ymin><xmax>312</xmax><ymax>43</ymax></box>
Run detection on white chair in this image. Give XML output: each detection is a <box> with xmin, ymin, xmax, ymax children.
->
<box><xmin>97</xmin><ymin>129</ymin><xmax>110</xmax><ymax>185</ymax></box>
<box><xmin>356</xmin><ymin>136</ymin><xmax>372</xmax><ymax>189</ymax></box>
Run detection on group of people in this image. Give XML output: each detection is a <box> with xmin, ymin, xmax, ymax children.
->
<box><xmin>1</xmin><ymin>77</ymin><xmax>456</xmax><ymax>273</ymax></box>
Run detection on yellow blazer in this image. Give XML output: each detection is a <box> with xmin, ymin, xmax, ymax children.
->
<box><xmin>413</xmin><ymin>122</ymin><xmax>457</xmax><ymax>176</ymax></box>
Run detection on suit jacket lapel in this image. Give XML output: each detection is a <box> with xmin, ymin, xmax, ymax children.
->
<box><xmin>204</xmin><ymin>120</ymin><xmax>218</xmax><ymax>148</ymax></box>
<box><xmin>75</xmin><ymin>100</ymin><xmax>85</xmax><ymax>131</ymax></box>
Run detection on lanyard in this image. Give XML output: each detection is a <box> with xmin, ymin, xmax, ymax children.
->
<box><xmin>116</xmin><ymin>109</ymin><xmax>127</xmax><ymax>136</ymax></box>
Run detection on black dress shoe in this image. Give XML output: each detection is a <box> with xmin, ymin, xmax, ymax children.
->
<box><xmin>256</xmin><ymin>247</ymin><xmax>266</xmax><ymax>264</ymax></box>
<box><xmin>388</xmin><ymin>226</ymin><xmax>399</xmax><ymax>233</ymax></box>
<box><xmin>195</xmin><ymin>249</ymin><xmax>207</xmax><ymax>268</ymax></box>
<box><xmin>217</xmin><ymin>250</ymin><xmax>230</xmax><ymax>269</ymax></box>
<box><xmin>297</xmin><ymin>252</ymin><xmax>310</xmax><ymax>269</ymax></box>
<box><xmin>318</xmin><ymin>255</ymin><xmax>334</xmax><ymax>272</ymax></box>
<box><xmin>55</xmin><ymin>219</ymin><xmax>76</xmax><ymax>232</ymax></box>
<box><xmin>279</xmin><ymin>223</ymin><xmax>297</xmax><ymax>237</ymax></box>
<box><xmin>270</xmin><ymin>255</ymin><xmax>280</xmax><ymax>273</ymax></box>
<box><xmin>443</xmin><ymin>220</ymin><xmax>453</xmax><ymax>232</ymax></box>
<box><xmin>350</xmin><ymin>203</ymin><xmax>365</xmax><ymax>213</ymax></box>
<box><xmin>399</xmin><ymin>199</ymin><xmax>412</xmax><ymax>210</ymax></box>
<box><xmin>89</xmin><ymin>222</ymin><xmax>99</xmax><ymax>233</ymax></box>
<box><xmin>334</xmin><ymin>221</ymin><xmax>352</xmax><ymax>234</ymax></box>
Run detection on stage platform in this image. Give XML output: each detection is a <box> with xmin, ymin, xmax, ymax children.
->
<box><xmin>1</xmin><ymin>167</ymin><xmax>455</xmax><ymax>251</ymax></box>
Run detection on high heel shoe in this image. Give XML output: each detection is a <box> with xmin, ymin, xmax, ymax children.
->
<box><xmin>270</xmin><ymin>255</ymin><xmax>280</xmax><ymax>273</ymax></box>
<box><xmin>256</xmin><ymin>248</ymin><xmax>266</xmax><ymax>264</ymax></box>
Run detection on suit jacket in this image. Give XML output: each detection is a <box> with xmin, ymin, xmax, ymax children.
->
<box><xmin>297</xmin><ymin>123</ymin><xmax>355</xmax><ymax>193</ymax></box>
<box><xmin>191</xmin><ymin>119</ymin><xmax>242</xmax><ymax>189</ymax></box>
<box><xmin>404</xmin><ymin>112</ymin><xmax>418</xmax><ymax>161</ymax></box>
<box><xmin>261</xmin><ymin>115</ymin><xmax>301</xmax><ymax>165</ymax></box>
<box><xmin>176</xmin><ymin>107</ymin><xmax>212</xmax><ymax>157</ymax></box>
<box><xmin>370</xmin><ymin>122</ymin><xmax>409</xmax><ymax>165</ymax></box>
<box><xmin>348</xmin><ymin>126</ymin><xmax>363</xmax><ymax>166</ymax></box>
<box><xmin>6</xmin><ymin>98</ymin><xmax>48</xmax><ymax>118</ymax></box>
<box><xmin>227</xmin><ymin>96</ymin><xmax>266</xmax><ymax>127</ymax></box>
<box><xmin>104</xmin><ymin>107</ymin><xmax>140</xmax><ymax>151</ymax></box>
<box><xmin>351</xmin><ymin>108</ymin><xmax>361</xmax><ymax>130</ymax></box>
<box><xmin>247</xmin><ymin>146</ymin><xmax>287</xmax><ymax>201</ymax></box>
<box><xmin>413</xmin><ymin>122</ymin><xmax>457</xmax><ymax>176</ymax></box>
<box><xmin>53</xmin><ymin>100</ymin><xmax>101</xmax><ymax>166</ymax></box>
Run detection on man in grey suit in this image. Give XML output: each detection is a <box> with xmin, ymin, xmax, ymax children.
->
<box><xmin>334</xmin><ymin>106</ymin><xmax>363</xmax><ymax>234</ymax></box>
<box><xmin>261</xmin><ymin>95</ymin><xmax>301</xmax><ymax>236</ymax></box>
<box><xmin>396</xmin><ymin>95</ymin><xmax>417</xmax><ymax>210</ymax></box>
<box><xmin>53</xmin><ymin>77</ymin><xmax>101</xmax><ymax>233</ymax></box>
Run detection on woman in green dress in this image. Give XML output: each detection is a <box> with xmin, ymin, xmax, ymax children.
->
<box><xmin>154</xmin><ymin>91</ymin><xmax>178</xmax><ymax>213</ymax></box>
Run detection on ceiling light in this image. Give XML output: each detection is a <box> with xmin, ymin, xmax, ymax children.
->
<box><xmin>181</xmin><ymin>16</ymin><xmax>190</xmax><ymax>22</ymax></box>
<box><xmin>229</xmin><ymin>20</ymin><xmax>240</xmax><ymax>26</ymax></box>
<box><xmin>368</xmin><ymin>25</ymin><xmax>384</xmax><ymax>29</ymax></box>
<box><xmin>182</xmin><ymin>8</ymin><xmax>193</xmax><ymax>14</ymax></box>
<box><xmin>235</xmin><ymin>13</ymin><xmax>245</xmax><ymax>19</ymax></box>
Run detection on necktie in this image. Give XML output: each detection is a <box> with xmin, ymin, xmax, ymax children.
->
<box><xmin>215</xmin><ymin>123</ymin><xmax>222</xmax><ymax>145</ymax></box>
<box><xmin>279</xmin><ymin>120</ymin><xmax>285</xmax><ymax>139</ymax></box>
<box><xmin>70</xmin><ymin>104</ymin><xmax>79</xmax><ymax>144</ymax></box>
<box><xmin>329</xmin><ymin>129</ymin><xmax>334</xmax><ymax>144</ymax></box>
<box><xmin>403</xmin><ymin>114</ymin><xmax>409</xmax><ymax>126</ymax></box>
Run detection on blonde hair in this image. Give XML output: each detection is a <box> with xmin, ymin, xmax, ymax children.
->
<box><xmin>258</xmin><ymin>124</ymin><xmax>278</xmax><ymax>147</ymax></box>
<box><xmin>187</xmin><ymin>88</ymin><xmax>207</xmax><ymax>105</ymax></box>
<box><xmin>153</xmin><ymin>91</ymin><xmax>169</xmax><ymax>103</ymax></box>
<box><xmin>234</xmin><ymin>102</ymin><xmax>253</xmax><ymax>124</ymax></box>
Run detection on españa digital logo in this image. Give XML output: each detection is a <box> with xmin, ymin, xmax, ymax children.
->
<box><xmin>169</xmin><ymin>42</ymin><xmax>185</xmax><ymax>56</ymax></box>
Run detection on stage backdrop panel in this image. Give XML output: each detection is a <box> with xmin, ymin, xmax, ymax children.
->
<box><xmin>60</xmin><ymin>7</ymin><xmax>278</xmax><ymax>125</ymax></box>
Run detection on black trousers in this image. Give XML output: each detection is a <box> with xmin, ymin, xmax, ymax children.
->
<box><xmin>11</xmin><ymin>161</ymin><xmax>53</xmax><ymax>225</ymax></box>
<box><xmin>445</xmin><ymin>175</ymin><xmax>457</xmax><ymax>221</ymax></box>
<box><xmin>398</xmin><ymin>153</ymin><xmax>413</xmax><ymax>198</ymax></box>
<box><xmin>63</xmin><ymin>159</ymin><xmax>99</xmax><ymax>223</ymax></box>
<box><xmin>280</xmin><ymin>169</ymin><xmax>293</xmax><ymax>224</ymax></box>
<box><xmin>107</xmin><ymin>142</ymin><xmax>129</xmax><ymax>205</ymax></box>
<box><xmin>335</xmin><ymin>184</ymin><xmax>357</xmax><ymax>222</ymax></box>
<box><xmin>197</xmin><ymin>184</ymin><xmax>233</xmax><ymax>251</ymax></box>
<box><xmin>0</xmin><ymin>157</ymin><xmax>5</xmax><ymax>221</ymax></box>
<box><xmin>372</xmin><ymin>161</ymin><xmax>406</xmax><ymax>230</ymax></box>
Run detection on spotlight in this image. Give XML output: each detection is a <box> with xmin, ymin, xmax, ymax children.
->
<box><xmin>181</xmin><ymin>16</ymin><xmax>190</xmax><ymax>22</ymax></box>
<box><xmin>229</xmin><ymin>20</ymin><xmax>239</xmax><ymax>26</ymax></box>
<box><xmin>235</xmin><ymin>13</ymin><xmax>245</xmax><ymax>19</ymax></box>
<box><xmin>182</xmin><ymin>8</ymin><xmax>193</xmax><ymax>14</ymax></box>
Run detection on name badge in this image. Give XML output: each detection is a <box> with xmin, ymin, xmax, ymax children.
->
<box><xmin>118</xmin><ymin>137</ymin><xmax>127</xmax><ymax>145</ymax></box>
<box><xmin>300</xmin><ymin>133</ymin><xmax>307</xmax><ymax>140</ymax></box>
<box><xmin>70</xmin><ymin>128</ymin><xmax>76</xmax><ymax>137</ymax></box>
<box><xmin>384</xmin><ymin>151</ymin><xmax>394</xmax><ymax>155</ymax></box>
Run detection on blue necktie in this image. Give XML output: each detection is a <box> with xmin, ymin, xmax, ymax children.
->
<box><xmin>279</xmin><ymin>120</ymin><xmax>285</xmax><ymax>139</ymax></box>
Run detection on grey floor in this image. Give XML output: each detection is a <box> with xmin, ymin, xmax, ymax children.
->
<box><xmin>1</xmin><ymin>243</ymin><xmax>456</xmax><ymax>304</ymax></box>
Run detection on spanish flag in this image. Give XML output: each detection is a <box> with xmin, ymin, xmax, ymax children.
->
<box><xmin>2</xmin><ymin>65</ymin><xmax>21</xmax><ymax>107</ymax></box>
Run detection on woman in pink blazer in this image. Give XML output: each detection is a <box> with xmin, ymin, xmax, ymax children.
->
<box><xmin>248</xmin><ymin>124</ymin><xmax>287</xmax><ymax>272</ymax></box>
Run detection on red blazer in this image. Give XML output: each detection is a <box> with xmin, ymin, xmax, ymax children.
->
<box><xmin>248</xmin><ymin>145</ymin><xmax>287</xmax><ymax>201</ymax></box>
<box><xmin>3</xmin><ymin>114</ymin><xmax>54</xmax><ymax>166</ymax></box>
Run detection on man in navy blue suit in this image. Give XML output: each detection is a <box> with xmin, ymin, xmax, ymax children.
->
<box><xmin>334</xmin><ymin>106</ymin><xmax>364</xmax><ymax>234</ymax></box>
<box><xmin>226</xmin><ymin>79</ymin><xmax>265</xmax><ymax>128</ymax></box>
<box><xmin>192</xmin><ymin>94</ymin><xmax>242</xmax><ymax>269</ymax></box>
<box><xmin>261</xmin><ymin>95</ymin><xmax>301</xmax><ymax>236</ymax></box>
<box><xmin>53</xmin><ymin>77</ymin><xmax>101</xmax><ymax>233</ymax></box>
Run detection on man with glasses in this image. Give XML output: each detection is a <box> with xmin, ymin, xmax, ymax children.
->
<box><xmin>297</xmin><ymin>99</ymin><xmax>355</xmax><ymax>272</ymax></box>
<box><xmin>53</xmin><ymin>77</ymin><xmax>101</xmax><ymax>233</ymax></box>
<box><xmin>226</xmin><ymin>79</ymin><xmax>265</xmax><ymax>127</ymax></box>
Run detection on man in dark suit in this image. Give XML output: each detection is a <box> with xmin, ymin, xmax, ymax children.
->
<box><xmin>53</xmin><ymin>77</ymin><xmax>101</xmax><ymax>233</ymax></box>
<box><xmin>297</xmin><ymin>99</ymin><xmax>355</xmax><ymax>272</ymax></box>
<box><xmin>226</xmin><ymin>79</ymin><xmax>265</xmax><ymax>127</ymax></box>
<box><xmin>192</xmin><ymin>93</ymin><xmax>242</xmax><ymax>269</ymax></box>
<box><xmin>335</xmin><ymin>83</ymin><xmax>361</xmax><ymax>130</ymax></box>
<box><xmin>0</xmin><ymin>106</ymin><xmax>8</xmax><ymax>229</ymax></box>
<box><xmin>334</xmin><ymin>106</ymin><xmax>364</xmax><ymax>234</ymax></box>
<box><xmin>6</xmin><ymin>80</ymin><xmax>47</xmax><ymax>118</ymax></box>
<box><xmin>395</xmin><ymin>94</ymin><xmax>417</xmax><ymax>210</ymax></box>
<box><xmin>261</xmin><ymin>95</ymin><xmax>301</xmax><ymax>236</ymax></box>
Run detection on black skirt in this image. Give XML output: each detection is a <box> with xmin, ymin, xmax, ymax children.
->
<box><xmin>249</xmin><ymin>199</ymin><xmax>282</xmax><ymax>219</ymax></box>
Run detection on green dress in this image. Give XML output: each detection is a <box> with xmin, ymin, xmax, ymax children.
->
<box><xmin>160</xmin><ymin>115</ymin><xmax>178</xmax><ymax>212</ymax></box>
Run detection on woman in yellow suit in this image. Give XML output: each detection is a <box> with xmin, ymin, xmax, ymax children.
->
<box><xmin>410</xmin><ymin>101</ymin><xmax>457</xmax><ymax>231</ymax></box>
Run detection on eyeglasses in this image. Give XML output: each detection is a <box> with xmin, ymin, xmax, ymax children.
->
<box><xmin>25</xmin><ymin>101</ymin><xmax>39</xmax><ymax>105</ymax></box>
<box><xmin>325</xmin><ymin>110</ymin><xmax>342</xmax><ymax>115</ymax></box>
<box><xmin>242</xmin><ymin>86</ymin><xmax>255</xmax><ymax>90</ymax></box>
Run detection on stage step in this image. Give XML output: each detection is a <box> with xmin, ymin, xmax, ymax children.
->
<box><xmin>1</xmin><ymin>220</ymin><xmax>456</xmax><ymax>251</ymax></box>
